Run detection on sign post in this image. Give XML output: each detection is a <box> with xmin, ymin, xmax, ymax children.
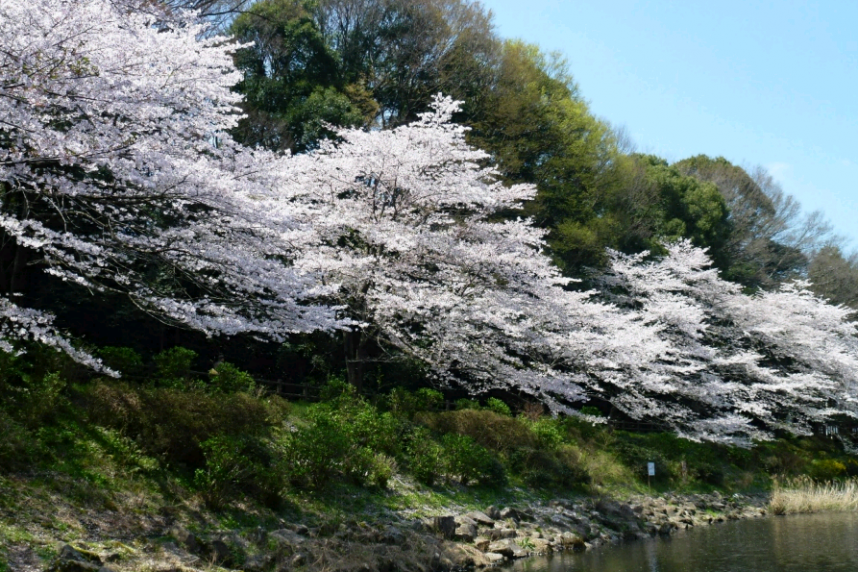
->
<box><xmin>647</xmin><ymin>462</ymin><xmax>655</xmax><ymax>488</ymax></box>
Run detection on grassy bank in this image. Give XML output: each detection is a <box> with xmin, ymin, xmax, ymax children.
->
<box><xmin>2</xmin><ymin>347</ymin><xmax>858</xmax><ymax>569</ymax></box>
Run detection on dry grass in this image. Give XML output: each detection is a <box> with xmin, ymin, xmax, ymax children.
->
<box><xmin>770</xmin><ymin>477</ymin><xmax>858</xmax><ymax>515</ymax></box>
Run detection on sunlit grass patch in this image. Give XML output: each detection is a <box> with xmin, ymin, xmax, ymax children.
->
<box><xmin>770</xmin><ymin>476</ymin><xmax>858</xmax><ymax>515</ymax></box>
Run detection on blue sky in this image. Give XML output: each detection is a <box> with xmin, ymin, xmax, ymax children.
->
<box><xmin>481</xmin><ymin>0</ymin><xmax>858</xmax><ymax>246</ymax></box>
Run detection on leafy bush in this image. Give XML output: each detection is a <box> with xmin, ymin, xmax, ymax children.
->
<box><xmin>509</xmin><ymin>445</ymin><xmax>589</xmax><ymax>488</ymax></box>
<box><xmin>418</xmin><ymin>409</ymin><xmax>536</xmax><ymax>453</ymax></box>
<box><xmin>529</xmin><ymin>418</ymin><xmax>565</xmax><ymax>451</ymax></box>
<box><xmin>415</xmin><ymin>388</ymin><xmax>444</xmax><ymax>410</ymax></box>
<box><xmin>85</xmin><ymin>382</ymin><xmax>272</xmax><ymax>468</ymax></box>
<box><xmin>440</xmin><ymin>433</ymin><xmax>505</xmax><ymax>486</ymax></box>
<box><xmin>11</xmin><ymin>372</ymin><xmax>68</xmax><ymax>428</ymax></box>
<box><xmin>98</xmin><ymin>347</ymin><xmax>145</xmax><ymax>377</ymax></box>
<box><xmin>406</xmin><ymin>427</ymin><xmax>445</xmax><ymax>486</ymax></box>
<box><xmin>0</xmin><ymin>410</ymin><xmax>36</xmax><ymax>472</ymax></box>
<box><xmin>611</xmin><ymin>440</ymin><xmax>673</xmax><ymax>482</ymax></box>
<box><xmin>208</xmin><ymin>362</ymin><xmax>255</xmax><ymax>393</ymax></box>
<box><xmin>195</xmin><ymin>435</ymin><xmax>282</xmax><ymax>508</ymax></box>
<box><xmin>810</xmin><ymin>459</ymin><xmax>847</xmax><ymax>481</ymax></box>
<box><xmin>454</xmin><ymin>398</ymin><xmax>480</xmax><ymax>411</ymax></box>
<box><xmin>283</xmin><ymin>391</ymin><xmax>402</xmax><ymax>488</ymax></box>
<box><xmin>388</xmin><ymin>387</ymin><xmax>444</xmax><ymax>419</ymax></box>
<box><xmin>153</xmin><ymin>347</ymin><xmax>198</xmax><ymax>388</ymax></box>
<box><xmin>485</xmin><ymin>397</ymin><xmax>512</xmax><ymax>417</ymax></box>
<box><xmin>283</xmin><ymin>406</ymin><xmax>351</xmax><ymax>488</ymax></box>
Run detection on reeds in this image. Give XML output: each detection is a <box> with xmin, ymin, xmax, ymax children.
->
<box><xmin>770</xmin><ymin>476</ymin><xmax>858</xmax><ymax>515</ymax></box>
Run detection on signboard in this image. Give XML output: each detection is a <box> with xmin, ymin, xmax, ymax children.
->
<box><xmin>647</xmin><ymin>462</ymin><xmax>655</xmax><ymax>476</ymax></box>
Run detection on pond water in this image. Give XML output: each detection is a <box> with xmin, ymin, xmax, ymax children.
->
<box><xmin>510</xmin><ymin>512</ymin><xmax>858</xmax><ymax>572</ymax></box>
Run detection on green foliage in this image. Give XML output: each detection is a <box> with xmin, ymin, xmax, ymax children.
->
<box><xmin>84</xmin><ymin>382</ymin><xmax>273</xmax><ymax>469</ymax></box>
<box><xmin>405</xmin><ymin>427</ymin><xmax>445</xmax><ymax>486</ymax></box>
<box><xmin>98</xmin><ymin>347</ymin><xmax>144</xmax><ymax>377</ymax></box>
<box><xmin>208</xmin><ymin>362</ymin><xmax>255</xmax><ymax>393</ymax></box>
<box><xmin>810</xmin><ymin>459</ymin><xmax>847</xmax><ymax>481</ymax></box>
<box><xmin>230</xmin><ymin>0</ymin><xmax>366</xmax><ymax>152</ymax></box>
<box><xmin>195</xmin><ymin>435</ymin><xmax>282</xmax><ymax>509</ymax></box>
<box><xmin>6</xmin><ymin>372</ymin><xmax>68</xmax><ymax>428</ymax></box>
<box><xmin>284</xmin><ymin>406</ymin><xmax>351</xmax><ymax>488</ymax></box>
<box><xmin>454</xmin><ymin>398</ymin><xmax>480</xmax><ymax>411</ymax></box>
<box><xmin>508</xmin><ymin>445</ymin><xmax>589</xmax><ymax>488</ymax></box>
<box><xmin>0</xmin><ymin>410</ymin><xmax>37</xmax><ymax>473</ymax></box>
<box><xmin>153</xmin><ymin>347</ymin><xmax>198</xmax><ymax>388</ymax></box>
<box><xmin>440</xmin><ymin>433</ymin><xmax>505</xmax><ymax>487</ymax></box>
<box><xmin>485</xmin><ymin>397</ymin><xmax>512</xmax><ymax>417</ymax></box>
<box><xmin>529</xmin><ymin>418</ymin><xmax>565</xmax><ymax>451</ymax></box>
<box><xmin>283</xmin><ymin>388</ymin><xmax>402</xmax><ymax>488</ymax></box>
<box><xmin>388</xmin><ymin>387</ymin><xmax>444</xmax><ymax>419</ymax></box>
<box><xmin>418</xmin><ymin>409</ymin><xmax>536</xmax><ymax>453</ymax></box>
<box><xmin>579</xmin><ymin>406</ymin><xmax>603</xmax><ymax>417</ymax></box>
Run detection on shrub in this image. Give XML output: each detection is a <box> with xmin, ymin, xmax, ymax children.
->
<box><xmin>454</xmin><ymin>398</ymin><xmax>480</xmax><ymax>411</ymax></box>
<box><xmin>195</xmin><ymin>435</ymin><xmax>282</xmax><ymax>508</ymax></box>
<box><xmin>440</xmin><ymin>433</ymin><xmax>505</xmax><ymax>487</ymax></box>
<box><xmin>388</xmin><ymin>387</ymin><xmax>444</xmax><ymax>419</ymax></box>
<box><xmin>12</xmin><ymin>372</ymin><xmax>68</xmax><ymax>428</ymax></box>
<box><xmin>406</xmin><ymin>427</ymin><xmax>445</xmax><ymax>486</ymax></box>
<box><xmin>84</xmin><ymin>382</ymin><xmax>271</xmax><ymax>468</ymax></box>
<box><xmin>485</xmin><ymin>397</ymin><xmax>512</xmax><ymax>417</ymax></box>
<box><xmin>811</xmin><ymin>459</ymin><xmax>847</xmax><ymax>481</ymax></box>
<box><xmin>367</xmin><ymin>453</ymin><xmax>396</xmax><ymax>488</ymax></box>
<box><xmin>283</xmin><ymin>406</ymin><xmax>351</xmax><ymax>488</ymax></box>
<box><xmin>529</xmin><ymin>418</ymin><xmax>565</xmax><ymax>451</ymax></box>
<box><xmin>0</xmin><ymin>410</ymin><xmax>36</xmax><ymax>472</ymax></box>
<box><xmin>611</xmin><ymin>440</ymin><xmax>673</xmax><ymax>482</ymax></box>
<box><xmin>98</xmin><ymin>347</ymin><xmax>145</xmax><ymax>377</ymax></box>
<box><xmin>417</xmin><ymin>409</ymin><xmax>536</xmax><ymax>453</ymax></box>
<box><xmin>351</xmin><ymin>407</ymin><xmax>401</xmax><ymax>456</ymax></box>
<box><xmin>415</xmin><ymin>388</ymin><xmax>444</xmax><ymax>411</ymax></box>
<box><xmin>509</xmin><ymin>445</ymin><xmax>589</xmax><ymax>488</ymax></box>
<box><xmin>579</xmin><ymin>405</ymin><xmax>603</xmax><ymax>417</ymax></box>
<box><xmin>318</xmin><ymin>377</ymin><xmax>353</xmax><ymax>403</ymax></box>
<box><xmin>153</xmin><ymin>347</ymin><xmax>198</xmax><ymax>388</ymax></box>
<box><xmin>282</xmin><ymin>390</ymin><xmax>404</xmax><ymax>489</ymax></box>
<box><xmin>208</xmin><ymin>362</ymin><xmax>255</xmax><ymax>393</ymax></box>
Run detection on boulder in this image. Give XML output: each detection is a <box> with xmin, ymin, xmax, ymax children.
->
<box><xmin>474</xmin><ymin>536</ymin><xmax>491</xmax><ymax>551</ymax></box>
<box><xmin>454</xmin><ymin>523</ymin><xmax>478</xmax><ymax>542</ymax></box>
<box><xmin>433</xmin><ymin>516</ymin><xmax>457</xmax><ymax>539</ymax></box>
<box><xmin>467</xmin><ymin>511</ymin><xmax>496</xmax><ymax>527</ymax></box>
<box><xmin>455</xmin><ymin>515</ymin><xmax>478</xmax><ymax>527</ymax></box>
<box><xmin>559</xmin><ymin>532</ymin><xmax>586</xmax><ymax>552</ymax></box>
<box><xmin>47</xmin><ymin>545</ymin><xmax>114</xmax><ymax>572</ymax></box>
<box><xmin>487</xmin><ymin>528</ymin><xmax>517</xmax><ymax>541</ymax></box>
<box><xmin>487</xmin><ymin>540</ymin><xmax>528</xmax><ymax>559</ymax></box>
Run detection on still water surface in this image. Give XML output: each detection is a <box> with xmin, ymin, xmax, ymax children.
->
<box><xmin>511</xmin><ymin>512</ymin><xmax>858</xmax><ymax>572</ymax></box>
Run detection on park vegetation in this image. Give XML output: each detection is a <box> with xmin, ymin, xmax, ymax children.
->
<box><xmin>2</xmin><ymin>2</ymin><xmax>858</xmax><ymax>561</ymax></box>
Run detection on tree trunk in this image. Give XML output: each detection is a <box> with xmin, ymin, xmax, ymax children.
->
<box><xmin>344</xmin><ymin>329</ymin><xmax>367</xmax><ymax>392</ymax></box>
<box><xmin>8</xmin><ymin>242</ymin><xmax>28</xmax><ymax>295</ymax></box>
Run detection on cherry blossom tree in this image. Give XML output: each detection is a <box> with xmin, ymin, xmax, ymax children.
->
<box><xmin>602</xmin><ymin>241</ymin><xmax>858</xmax><ymax>442</ymax></box>
<box><xmin>0</xmin><ymin>0</ymin><xmax>341</xmax><ymax>368</ymax></box>
<box><xmin>278</xmin><ymin>96</ymin><xmax>666</xmax><ymax>402</ymax></box>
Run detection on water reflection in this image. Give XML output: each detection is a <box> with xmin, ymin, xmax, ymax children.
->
<box><xmin>511</xmin><ymin>512</ymin><xmax>858</xmax><ymax>572</ymax></box>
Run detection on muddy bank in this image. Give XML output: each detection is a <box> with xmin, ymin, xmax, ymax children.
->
<box><xmin>40</xmin><ymin>492</ymin><xmax>769</xmax><ymax>572</ymax></box>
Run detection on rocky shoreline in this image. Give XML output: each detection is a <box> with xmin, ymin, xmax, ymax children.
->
<box><xmin>45</xmin><ymin>492</ymin><xmax>770</xmax><ymax>572</ymax></box>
